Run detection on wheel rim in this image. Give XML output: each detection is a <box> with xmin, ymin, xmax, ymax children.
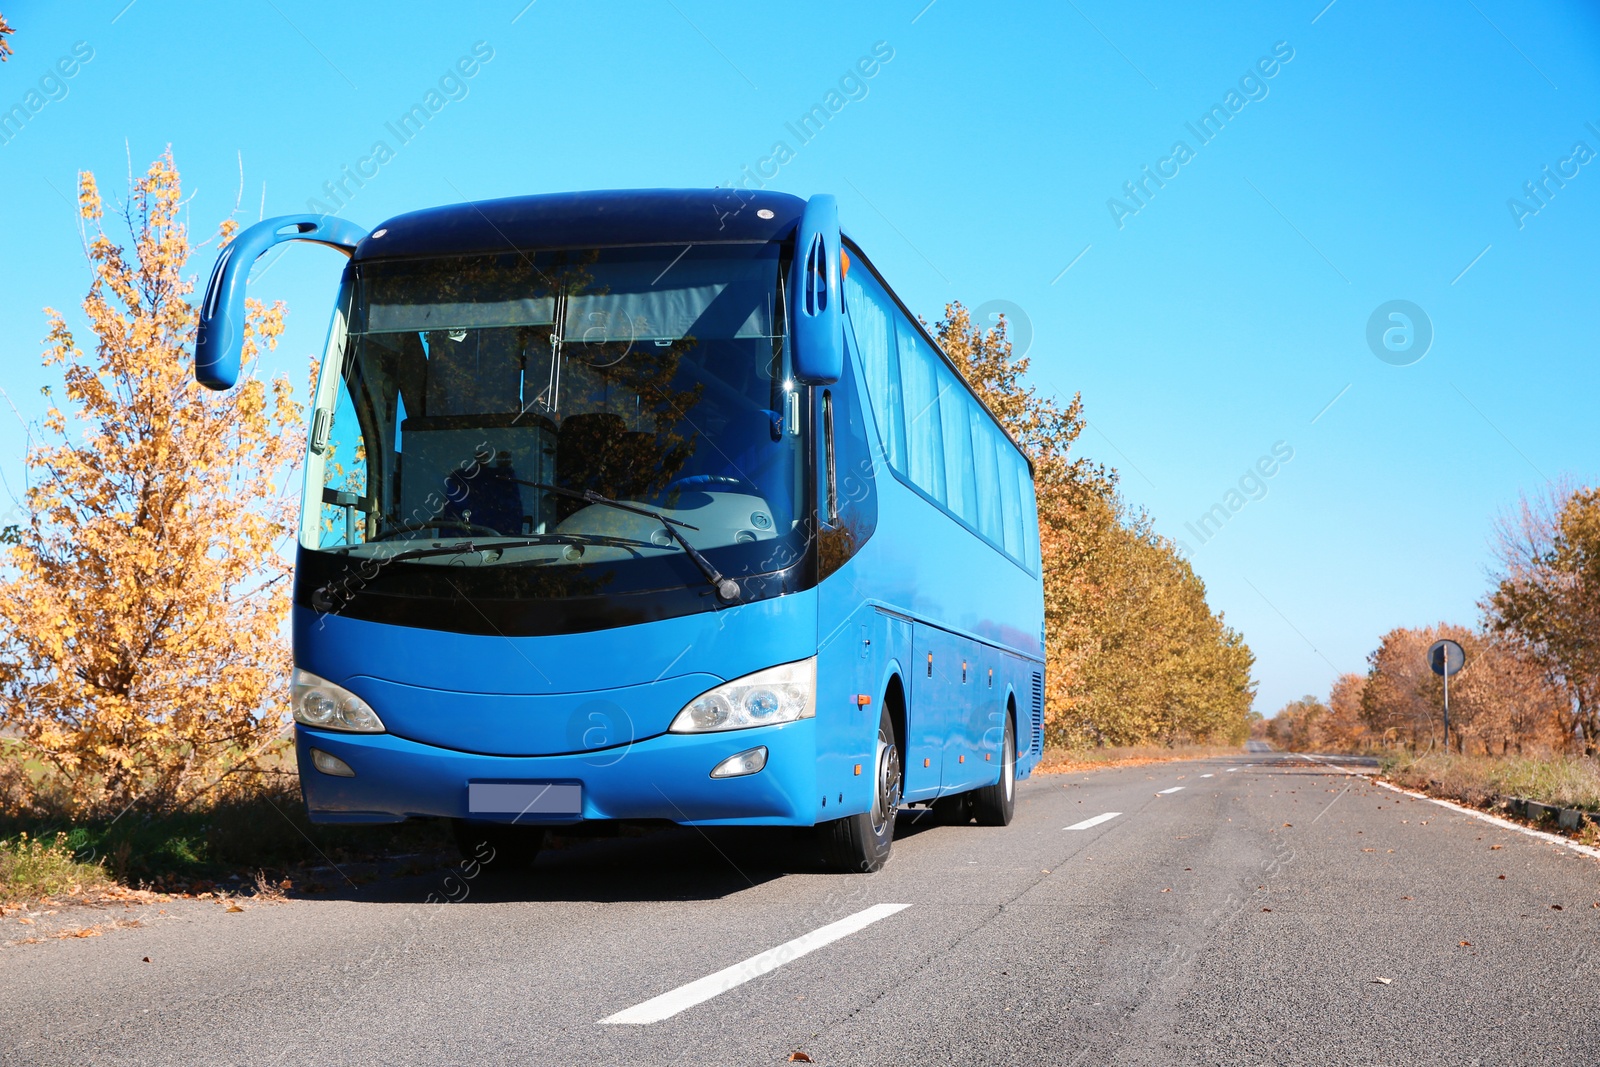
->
<box><xmin>1003</xmin><ymin>723</ymin><xmax>1015</xmax><ymax>802</ymax></box>
<box><xmin>870</xmin><ymin>733</ymin><xmax>902</xmax><ymax>837</ymax></box>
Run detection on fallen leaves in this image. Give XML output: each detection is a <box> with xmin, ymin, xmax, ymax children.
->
<box><xmin>142</xmin><ymin>956</ymin><xmax>151</xmax><ymax>963</ymax></box>
<box><xmin>225</xmin><ymin>905</ymin><xmax>244</xmax><ymax>913</ymax></box>
<box><xmin>1550</xmin><ymin>904</ymin><xmax>1563</xmax><ymax>911</ymax></box>
<box><xmin>1459</xmin><ymin>940</ymin><xmax>1472</xmax><ymax>947</ymax></box>
<box><xmin>1490</xmin><ymin>844</ymin><xmax>1503</xmax><ymax>851</ymax></box>
<box><xmin>788</xmin><ymin>1053</ymin><xmax>814</xmax><ymax>1063</ymax></box>
<box><xmin>1373</xmin><ymin>977</ymin><xmax>1392</xmax><ymax>985</ymax></box>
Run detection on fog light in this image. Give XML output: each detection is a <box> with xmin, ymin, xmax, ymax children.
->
<box><xmin>310</xmin><ymin>748</ymin><xmax>355</xmax><ymax>777</ymax></box>
<box><xmin>709</xmin><ymin>746</ymin><xmax>768</xmax><ymax>779</ymax></box>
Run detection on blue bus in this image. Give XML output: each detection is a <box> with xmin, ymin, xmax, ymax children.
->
<box><xmin>196</xmin><ymin>190</ymin><xmax>1045</xmax><ymax>872</ymax></box>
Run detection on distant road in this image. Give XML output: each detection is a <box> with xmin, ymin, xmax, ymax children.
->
<box><xmin>1246</xmin><ymin>739</ymin><xmax>1275</xmax><ymax>753</ymax></box>
<box><xmin>5</xmin><ymin>753</ymin><xmax>1599</xmax><ymax>1065</ymax></box>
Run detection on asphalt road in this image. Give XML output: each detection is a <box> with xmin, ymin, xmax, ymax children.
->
<box><xmin>5</xmin><ymin>752</ymin><xmax>1600</xmax><ymax>1066</ymax></box>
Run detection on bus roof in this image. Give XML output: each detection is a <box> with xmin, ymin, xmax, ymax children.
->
<box><xmin>353</xmin><ymin>188</ymin><xmax>807</xmax><ymax>261</ymax></box>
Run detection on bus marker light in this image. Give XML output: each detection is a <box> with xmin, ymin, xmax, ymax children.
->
<box><xmin>710</xmin><ymin>747</ymin><xmax>768</xmax><ymax>779</ymax></box>
<box><xmin>310</xmin><ymin>749</ymin><xmax>355</xmax><ymax>777</ymax></box>
<box><xmin>853</xmin><ymin>764</ymin><xmax>862</xmax><ymax>776</ymax></box>
<box><xmin>855</xmin><ymin>694</ymin><xmax>871</xmax><ymax>706</ymax></box>
<box><xmin>959</xmin><ymin>755</ymin><xmax>965</xmax><ymax>764</ymax></box>
<box><xmin>923</xmin><ymin>758</ymin><xmax>931</xmax><ymax>768</ymax></box>
<box><xmin>986</xmin><ymin>753</ymin><xmax>992</xmax><ymax>761</ymax></box>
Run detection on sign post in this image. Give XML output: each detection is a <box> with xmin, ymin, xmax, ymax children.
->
<box><xmin>1427</xmin><ymin>639</ymin><xmax>1466</xmax><ymax>752</ymax></box>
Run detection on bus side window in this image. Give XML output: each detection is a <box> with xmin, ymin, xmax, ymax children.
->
<box><xmin>898</xmin><ymin>320</ymin><xmax>946</xmax><ymax>504</ymax></box>
<box><xmin>818</xmin><ymin>332</ymin><xmax>879</xmax><ymax>579</ymax></box>
<box><xmin>843</xmin><ymin>260</ymin><xmax>906</xmax><ymax>471</ymax></box>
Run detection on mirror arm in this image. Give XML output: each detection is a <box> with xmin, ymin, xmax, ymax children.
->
<box><xmin>194</xmin><ymin>214</ymin><xmax>367</xmax><ymax>391</ymax></box>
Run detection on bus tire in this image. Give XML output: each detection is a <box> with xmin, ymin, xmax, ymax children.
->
<box><xmin>972</xmin><ymin>713</ymin><xmax>1016</xmax><ymax>827</ymax></box>
<box><xmin>818</xmin><ymin>708</ymin><xmax>901</xmax><ymax>873</ymax></box>
<box><xmin>452</xmin><ymin>819</ymin><xmax>547</xmax><ymax>872</ymax></box>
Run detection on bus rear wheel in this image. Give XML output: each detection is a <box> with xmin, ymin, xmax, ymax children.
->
<box><xmin>972</xmin><ymin>714</ymin><xmax>1016</xmax><ymax>827</ymax></box>
<box><xmin>818</xmin><ymin>708</ymin><xmax>901</xmax><ymax>873</ymax></box>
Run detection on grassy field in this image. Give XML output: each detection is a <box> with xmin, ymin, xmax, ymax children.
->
<box><xmin>1381</xmin><ymin>750</ymin><xmax>1600</xmax><ymax>813</ymax></box>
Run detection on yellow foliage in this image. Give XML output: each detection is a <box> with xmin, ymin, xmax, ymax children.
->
<box><xmin>934</xmin><ymin>303</ymin><xmax>1254</xmax><ymax>747</ymax></box>
<box><xmin>0</xmin><ymin>152</ymin><xmax>302</xmax><ymax>816</ymax></box>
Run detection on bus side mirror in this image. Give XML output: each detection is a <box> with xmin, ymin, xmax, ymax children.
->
<box><xmin>789</xmin><ymin>194</ymin><xmax>842</xmax><ymax>386</ymax></box>
<box><xmin>194</xmin><ymin>214</ymin><xmax>367</xmax><ymax>391</ymax></box>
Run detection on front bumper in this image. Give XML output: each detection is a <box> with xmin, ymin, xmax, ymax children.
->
<box><xmin>294</xmin><ymin>718</ymin><xmax>819</xmax><ymax>827</ymax></box>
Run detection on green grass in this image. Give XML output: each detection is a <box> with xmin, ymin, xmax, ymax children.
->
<box><xmin>1382</xmin><ymin>751</ymin><xmax>1600</xmax><ymax>812</ymax></box>
<box><xmin>0</xmin><ymin>830</ymin><xmax>112</xmax><ymax>902</ymax></box>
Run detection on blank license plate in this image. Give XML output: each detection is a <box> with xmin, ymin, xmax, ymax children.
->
<box><xmin>468</xmin><ymin>781</ymin><xmax>582</xmax><ymax>816</ymax></box>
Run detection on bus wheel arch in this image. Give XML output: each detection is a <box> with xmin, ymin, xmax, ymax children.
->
<box><xmin>883</xmin><ymin>672</ymin><xmax>907</xmax><ymax>791</ymax></box>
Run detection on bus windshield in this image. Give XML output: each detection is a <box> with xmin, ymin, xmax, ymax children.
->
<box><xmin>300</xmin><ymin>242</ymin><xmax>806</xmax><ymax>601</ymax></box>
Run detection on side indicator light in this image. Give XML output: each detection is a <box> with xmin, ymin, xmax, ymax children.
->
<box><xmin>959</xmin><ymin>755</ymin><xmax>965</xmax><ymax>764</ymax></box>
<box><xmin>923</xmin><ymin>758</ymin><xmax>931</xmax><ymax>767</ymax></box>
<box><xmin>855</xmin><ymin>694</ymin><xmax>872</xmax><ymax>706</ymax></box>
<box><xmin>853</xmin><ymin>764</ymin><xmax>862</xmax><ymax>775</ymax></box>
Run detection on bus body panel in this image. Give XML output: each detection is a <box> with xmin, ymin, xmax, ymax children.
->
<box><xmin>295</xmin><ymin>717</ymin><xmax>817</xmax><ymax>826</ymax></box>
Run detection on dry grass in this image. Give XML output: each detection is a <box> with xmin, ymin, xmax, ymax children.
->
<box><xmin>0</xmin><ymin>831</ymin><xmax>113</xmax><ymax>904</ymax></box>
<box><xmin>1035</xmin><ymin>742</ymin><xmax>1248</xmax><ymax>777</ymax></box>
<box><xmin>1382</xmin><ymin>750</ymin><xmax>1600</xmax><ymax>812</ymax></box>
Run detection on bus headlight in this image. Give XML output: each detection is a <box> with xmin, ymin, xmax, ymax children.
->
<box><xmin>669</xmin><ymin>658</ymin><xmax>816</xmax><ymax>733</ymax></box>
<box><xmin>292</xmin><ymin>668</ymin><xmax>386</xmax><ymax>733</ymax></box>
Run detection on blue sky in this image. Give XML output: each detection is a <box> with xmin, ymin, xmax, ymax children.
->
<box><xmin>2</xmin><ymin>0</ymin><xmax>1598</xmax><ymax>715</ymax></box>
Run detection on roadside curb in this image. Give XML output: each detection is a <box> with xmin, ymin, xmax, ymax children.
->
<box><xmin>1494</xmin><ymin>796</ymin><xmax>1600</xmax><ymax>833</ymax></box>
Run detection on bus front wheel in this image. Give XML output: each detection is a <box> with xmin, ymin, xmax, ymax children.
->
<box><xmin>818</xmin><ymin>708</ymin><xmax>901</xmax><ymax>873</ymax></box>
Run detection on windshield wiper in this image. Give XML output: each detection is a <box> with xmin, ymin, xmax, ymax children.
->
<box><xmin>334</xmin><ymin>533</ymin><xmax>655</xmax><ymax>565</ymax></box>
<box><xmin>518</xmin><ymin>481</ymin><xmax>741</xmax><ymax>601</ymax></box>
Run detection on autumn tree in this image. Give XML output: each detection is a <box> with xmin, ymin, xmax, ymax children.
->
<box><xmin>1483</xmin><ymin>482</ymin><xmax>1600</xmax><ymax>752</ymax></box>
<box><xmin>0</xmin><ymin>14</ymin><xmax>13</xmax><ymax>61</ymax></box>
<box><xmin>935</xmin><ymin>302</ymin><xmax>1254</xmax><ymax>747</ymax></box>
<box><xmin>0</xmin><ymin>152</ymin><xmax>301</xmax><ymax>816</ymax></box>
<box><xmin>1321</xmin><ymin>672</ymin><xmax>1369</xmax><ymax>752</ymax></box>
<box><xmin>1265</xmin><ymin>695</ymin><xmax>1327</xmax><ymax>751</ymax></box>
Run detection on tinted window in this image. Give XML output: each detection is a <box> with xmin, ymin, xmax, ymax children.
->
<box><xmin>938</xmin><ymin>364</ymin><xmax>978</xmax><ymax>526</ymax></box>
<box><xmin>972</xmin><ymin>408</ymin><xmax>1004</xmax><ymax>545</ymax></box>
<box><xmin>898</xmin><ymin>318</ymin><xmax>946</xmax><ymax>502</ymax></box>
<box><xmin>843</xmin><ymin>265</ymin><xmax>906</xmax><ymax>471</ymax></box>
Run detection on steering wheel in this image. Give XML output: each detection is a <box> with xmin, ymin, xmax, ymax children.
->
<box><xmin>666</xmin><ymin>474</ymin><xmax>758</xmax><ymax>494</ymax></box>
<box><xmin>371</xmin><ymin>518</ymin><xmax>507</xmax><ymax>541</ymax></box>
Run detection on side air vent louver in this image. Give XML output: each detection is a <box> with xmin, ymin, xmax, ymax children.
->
<box><xmin>1030</xmin><ymin>671</ymin><xmax>1044</xmax><ymax>754</ymax></box>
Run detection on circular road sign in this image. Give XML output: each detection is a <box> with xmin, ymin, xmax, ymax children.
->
<box><xmin>1427</xmin><ymin>639</ymin><xmax>1465</xmax><ymax>678</ymax></box>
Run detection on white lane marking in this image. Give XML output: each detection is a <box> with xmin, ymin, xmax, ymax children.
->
<box><xmin>1157</xmin><ymin>786</ymin><xmax>1185</xmax><ymax>794</ymax></box>
<box><xmin>600</xmin><ymin>903</ymin><xmax>912</xmax><ymax>1024</ymax></box>
<box><xmin>1199</xmin><ymin>773</ymin><xmax>1214</xmax><ymax>778</ymax></box>
<box><xmin>1065</xmin><ymin>811</ymin><xmax>1122</xmax><ymax>830</ymax></box>
<box><xmin>1225</xmin><ymin>767</ymin><xmax>1240</xmax><ymax>773</ymax></box>
<box><xmin>1296</xmin><ymin>753</ymin><xmax>1600</xmax><ymax>863</ymax></box>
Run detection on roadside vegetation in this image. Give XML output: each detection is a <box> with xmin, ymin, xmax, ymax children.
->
<box><xmin>0</xmin><ymin>153</ymin><xmax>1255</xmax><ymax>900</ymax></box>
<box><xmin>1262</xmin><ymin>478</ymin><xmax>1600</xmax><ymax>821</ymax></box>
<box><xmin>1381</xmin><ymin>750</ymin><xmax>1600</xmax><ymax>814</ymax></box>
